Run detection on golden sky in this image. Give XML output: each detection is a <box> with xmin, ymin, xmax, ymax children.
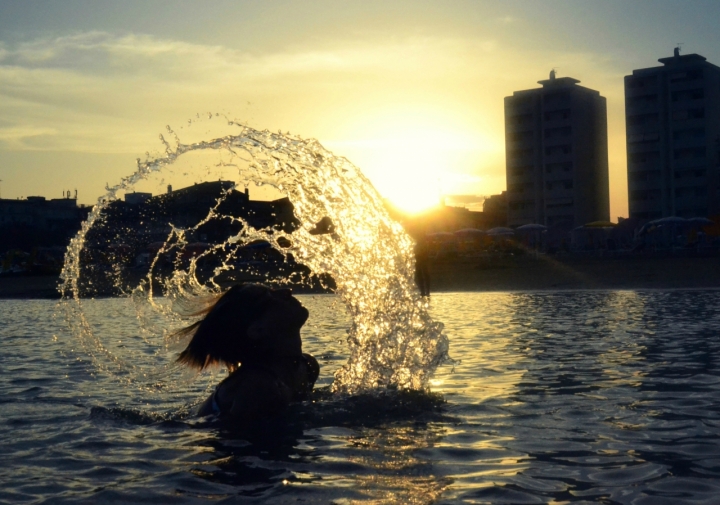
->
<box><xmin>2</xmin><ymin>1</ymin><xmax>720</xmax><ymax>217</ymax></box>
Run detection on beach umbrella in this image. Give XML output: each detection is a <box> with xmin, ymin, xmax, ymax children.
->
<box><xmin>516</xmin><ymin>223</ymin><xmax>547</xmax><ymax>231</ymax></box>
<box><xmin>487</xmin><ymin>227</ymin><xmax>515</xmax><ymax>236</ymax></box>
<box><xmin>647</xmin><ymin>216</ymin><xmax>686</xmax><ymax>247</ymax></box>
<box><xmin>688</xmin><ymin>217</ymin><xmax>713</xmax><ymax>225</ymax></box>
<box><xmin>427</xmin><ymin>232</ymin><xmax>455</xmax><ymax>240</ymax></box>
<box><xmin>453</xmin><ymin>228</ymin><xmax>486</xmax><ymax>236</ymax></box>
<box><xmin>651</xmin><ymin>216</ymin><xmax>686</xmax><ymax>225</ymax></box>
<box><xmin>583</xmin><ymin>221</ymin><xmax>617</xmax><ymax>228</ymax></box>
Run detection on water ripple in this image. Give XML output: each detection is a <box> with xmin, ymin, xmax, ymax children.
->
<box><xmin>1</xmin><ymin>291</ymin><xmax>720</xmax><ymax>503</ymax></box>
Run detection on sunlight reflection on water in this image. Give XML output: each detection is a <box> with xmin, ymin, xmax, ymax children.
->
<box><xmin>2</xmin><ymin>290</ymin><xmax>720</xmax><ymax>504</ymax></box>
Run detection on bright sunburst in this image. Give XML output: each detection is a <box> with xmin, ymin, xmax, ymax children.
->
<box><xmin>327</xmin><ymin>116</ymin><xmax>501</xmax><ymax>214</ymax></box>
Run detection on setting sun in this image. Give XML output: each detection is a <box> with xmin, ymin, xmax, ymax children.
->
<box><xmin>326</xmin><ymin>114</ymin><xmax>503</xmax><ymax>214</ymax></box>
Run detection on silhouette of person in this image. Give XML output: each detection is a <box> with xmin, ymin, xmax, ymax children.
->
<box><xmin>414</xmin><ymin>235</ymin><xmax>430</xmax><ymax>297</ymax></box>
<box><xmin>175</xmin><ymin>283</ymin><xmax>319</xmax><ymax>423</ymax></box>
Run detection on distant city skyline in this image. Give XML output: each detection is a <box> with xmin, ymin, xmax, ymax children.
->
<box><xmin>3</xmin><ymin>1</ymin><xmax>720</xmax><ymax>216</ymax></box>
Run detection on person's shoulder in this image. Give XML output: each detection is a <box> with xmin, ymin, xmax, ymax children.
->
<box><xmin>220</xmin><ymin>364</ymin><xmax>278</xmax><ymax>392</ymax></box>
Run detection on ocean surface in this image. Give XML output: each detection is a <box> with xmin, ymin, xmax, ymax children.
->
<box><xmin>2</xmin><ymin>290</ymin><xmax>720</xmax><ymax>504</ymax></box>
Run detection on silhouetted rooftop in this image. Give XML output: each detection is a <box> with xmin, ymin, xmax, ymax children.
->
<box><xmin>537</xmin><ymin>76</ymin><xmax>580</xmax><ymax>87</ymax></box>
<box><xmin>658</xmin><ymin>53</ymin><xmax>707</xmax><ymax>65</ymax></box>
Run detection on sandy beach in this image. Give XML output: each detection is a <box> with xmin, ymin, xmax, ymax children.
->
<box><xmin>429</xmin><ymin>253</ymin><xmax>720</xmax><ymax>292</ymax></box>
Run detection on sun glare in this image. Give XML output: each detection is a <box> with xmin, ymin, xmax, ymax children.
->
<box><xmin>327</xmin><ymin>120</ymin><xmax>501</xmax><ymax>215</ymax></box>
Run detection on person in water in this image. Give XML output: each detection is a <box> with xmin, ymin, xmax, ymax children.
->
<box><xmin>176</xmin><ymin>283</ymin><xmax>319</xmax><ymax>422</ymax></box>
<box><xmin>414</xmin><ymin>235</ymin><xmax>430</xmax><ymax>297</ymax></box>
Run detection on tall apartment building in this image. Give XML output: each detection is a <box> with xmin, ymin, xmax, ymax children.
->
<box><xmin>504</xmin><ymin>72</ymin><xmax>610</xmax><ymax>228</ymax></box>
<box><xmin>625</xmin><ymin>49</ymin><xmax>720</xmax><ymax>219</ymax></box>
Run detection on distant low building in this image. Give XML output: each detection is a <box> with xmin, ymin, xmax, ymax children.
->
<box><xmin>482</xmin><ymin>192</ymin><xmax>508</xmax><ymax>228</ymax></box>
<box><xmin>0</xmin><ymin>195</ymin><xmax>90</xmax><ymax>250</ymax></box>
<box><xmin>124</xmin><ymin>192</ymin><xmax>152</xmax><ymax>205</ymax></box>
<box><xmin>90</xmin><ymin>181</ymin><xmax>299</xmax><ymax>249</ymax></box>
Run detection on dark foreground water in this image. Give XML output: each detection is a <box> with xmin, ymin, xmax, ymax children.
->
<box><xmin>2</xmin><ymin>290</ymin><xmax>720</xmax><ymax>504</ymax></box>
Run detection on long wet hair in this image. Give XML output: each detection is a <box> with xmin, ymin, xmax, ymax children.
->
<box><xmin>175</xmin><ymin>284</ymin><xmax>274</xmax><ymax>371</ymax></box>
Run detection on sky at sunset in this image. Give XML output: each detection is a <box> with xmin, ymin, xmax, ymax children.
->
<box><xmin>3</xmin><ymin>1</ymin><xmax>720</xmax><ymax>217</ymax></box>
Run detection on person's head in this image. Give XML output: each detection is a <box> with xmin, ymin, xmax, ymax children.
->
<box><xmin>176</xmin><ymin>284</ymin><xmax>309</xmax><ymax>370</ymax></box>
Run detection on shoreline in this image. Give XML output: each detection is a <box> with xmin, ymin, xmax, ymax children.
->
<box><xmin>1</xmin><ymin>254</ymin><xmax>719</xmax><ymax>299</ymax></box>
<box><xmin>429</xmin><ymin>253</ymin><xmax>720</xmax><ymax>292</ymax></box>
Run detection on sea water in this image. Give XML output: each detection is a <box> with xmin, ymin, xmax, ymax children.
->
<box><xmin>2</xmin><ymin>289</ymin><xmax>720</xmax><ymax>504</ymax></box>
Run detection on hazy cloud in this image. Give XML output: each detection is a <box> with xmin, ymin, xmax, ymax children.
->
<box><xmin>0</xmin><ymin>29</ymin><xmax>629</xmax><ymax>213</ymax></box>
<box><xmin>494</xmin><ymin>16</ymin><xmax>516</xmax><ymax>25</ymax></box>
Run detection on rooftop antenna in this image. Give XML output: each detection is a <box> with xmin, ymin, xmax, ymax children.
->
<box><xmin>550</xmin><ymin>67</ymin><xmax>558</xmax><ymax>80</ymax></box>
<box><xmin>674</xmin><ymin>43</ymin><xmax>683</xmax><ymax>57</ymax></box>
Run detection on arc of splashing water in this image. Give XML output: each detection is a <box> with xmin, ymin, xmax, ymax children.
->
<box><xmin>60</xmin><ymin>122</ymin><xmax>449</xmax><ymax>394</ymax></box>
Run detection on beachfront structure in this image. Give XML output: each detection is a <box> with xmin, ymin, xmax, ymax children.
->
<box><xmin>625</xmin><ymin>49</ymin><xmax>720</xmax><ymax>220</ymax></box>
<box><xmin>504</xmin><ymin>71</ymin><xmax>610</xmax><ymax>228</ymax></box>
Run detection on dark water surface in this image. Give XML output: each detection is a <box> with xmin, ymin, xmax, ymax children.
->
<box><xmin>2</xmin><ymin>290</ymin><xmax>720</xmax><ymax>504</ymax></box>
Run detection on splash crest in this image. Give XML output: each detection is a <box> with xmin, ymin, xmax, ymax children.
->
<box><xmin>60</xmin><ymin>118</ymin><xmax>448</xmax><ymax>394</ymax></box>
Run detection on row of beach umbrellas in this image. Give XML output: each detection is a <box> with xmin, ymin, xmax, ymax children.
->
<box><xmin>427</xmin><ymin>224</ymin><xmax>548</xmax><ymax>240</ymax></box>
<box><xmin>638</xmin><ymin>216</ymin><xmax>713</xmax><ymax>236</ymax></box>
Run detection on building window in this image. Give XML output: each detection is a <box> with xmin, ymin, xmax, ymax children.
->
<box><xmin>545</xmin><ymin>145</ymin><xmax>572</xmax><ymax>156</ymax></box>
<box><xmin>629</xmin><ymin>151</ymin><xmax>659</xmax><ymax>163</ymax></box>
<box><xmin>509</xmin><ymin>182</ymin><xmax>534</xmax><ymax>193</ymax></box>
<box><xmin>674</xmin><ymin>168</ymin><xmax>707</xmax><ymax>179</ymax></box>
<box><xmin>627</xmin><ymin>113</ymin><xmax>658</xmax><ymax>126</ymax></box>
<box><xmin>672</xmin><ymin>88</ymin><xmax>704</xmax><ymax>102</ymax></box>
<box><xmin>546</xmin><ymin>215</ymin><xmax>574</xmax><ymax>226</ymax></box>
<box><xmin>544</xmin><ymin>126</ymin><xmax>572</xmax><ymax>139</ymax></box>
<box><xmin>509</xmin><ymin>164</ymin><xmax>534</xmax><ymax>176</ymax></box>
<box><xmin>508</xmin><ymin>130</ymin><xmax>534</xmax><ymax>143</ymax></box>
<box><xmin>546</xmin><ymin>180</ymin><xmax>573</xmax><ymax>190</ymax></box>
<box><xmin>546</xmin><ymin>201</ymin><xmax>573</xmax><ymax>210</ymax></box>
<box><xmin>630</xmin><ymin>170</ymin><xmax>661</xmax><ymax>182</ymax></box>
<box><xmin>508</xmin><ymin>113</ymin><xmax>533</xmax><ymax>125</ymax></box>
<box><xmin>675</xmin><ymin>186</ymin><xmax>707</xmax><ymax>197</ymax></box>
<box><xmin>670</xmin><ymin>69</ymin><xmax>703</xmax><ymax>82</ymax></box>
<box><xmin>673</xmin><ymin>108</ymin><xmax>705</xmax><ymax>120</ymax></box>
<box><xmin>627</xmin><ymin>132</ymin><xmax>660</xmax><ymax>144</ymax></box>
<box><xmin>630</xmin><ymin>189</ymin><xmax>661</xmax><ymax>201</ymax></box>
<box><xmin>545</xmin><ymin>162</ymin><xmax>573</xmax><ymax>173</ymax></box>
<box><xmin>627</xmin><ymin>94</ymin><xmax>657</xmax><ymax>106</ymax></box>
<box><xmin>544</xmin><ymin>109</ymin><xmax>571</xmax><ymax>121</ymax></box>
<box><xmin>627</xmin><ymin>75</ymin><xmax>658</xmax><ymax>88</ymax></box>
<box><xmin>674</xmin><ymin>147</ymin><xmax>706</xmax><ymax>160</ymax></box>
<box><xmin>509</xmin><ymin>200</ymin><xmax>535</xmax><ymax>211</ymax></box>
<box><xmin>511</xmin><ymin>95</ymin><xmax>534</xmax><ymax>107</ymax></box>
<box><xmin>673</xmin><ymin>127</ymin><xmax>706</xmax><ymax>141</ymax></box>
<box><xmin>508</xmin><ymin>147</ymin><xmax>534</xmax><ymax>160</ymax></box>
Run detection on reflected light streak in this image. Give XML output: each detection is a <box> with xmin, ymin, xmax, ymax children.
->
<box><xmin>429</xmin><ymin>293</ymin><xmax>532</xmax><ymax>495</ymax></box>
